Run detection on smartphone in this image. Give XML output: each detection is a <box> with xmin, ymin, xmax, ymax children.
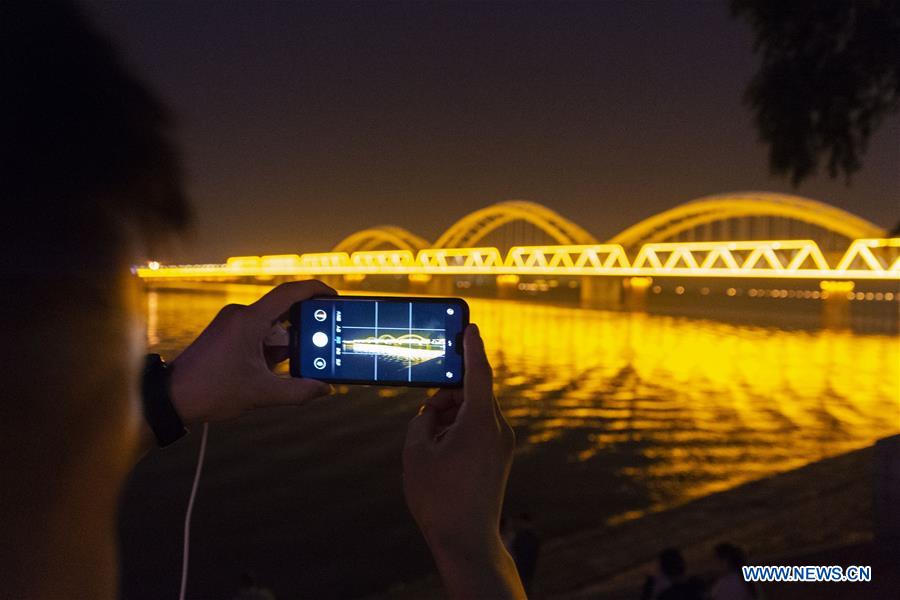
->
<box><xmin>289</xmin><ymin>296</ymin><xmax>469</xmax><ymax>387</ymax></box>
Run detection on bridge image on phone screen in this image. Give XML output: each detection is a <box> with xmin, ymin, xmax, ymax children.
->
<box><xmin>291</xmin><ymin>296</ymin><xmax>468</xmax><ymax>387</ymax></box>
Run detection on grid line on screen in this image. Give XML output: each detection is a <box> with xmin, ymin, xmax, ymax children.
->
<box><xmin>338</xmin><ymin>326</ymin><xmax>444</xmax><ymax>331</ymax></box>
<box><xmin>331</xmin><ymin>303</ymin><xmax>336</xmax><ymax>376</ymax></box>
<box><xmin>374</xmin><ymin>301</ymin><xmax>378</xmax><ymax>380</ymax></box>
<box><xmin>408</xmin><ymin>302</ymin><xmax>412</xmax><ymax>382</ymax></box>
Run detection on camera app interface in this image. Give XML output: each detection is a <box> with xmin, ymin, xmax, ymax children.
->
<box><xmin>299</xmin><ymin>298</ymin><xmax>465</xmax><ymax>385</ymax></box>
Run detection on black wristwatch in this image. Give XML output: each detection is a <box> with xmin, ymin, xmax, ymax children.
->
<box><xmin>141</xmin><ymin>354</ymin><xmax>188</xmax><ymax>447</ymax></box>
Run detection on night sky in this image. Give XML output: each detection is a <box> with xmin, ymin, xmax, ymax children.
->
<box><xmin>84</xmin><ymin>1</ymin><xmax>899</xmax><ymax>263</ymax></box>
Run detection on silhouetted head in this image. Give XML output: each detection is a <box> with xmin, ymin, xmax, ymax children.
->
<box><xmin>658</xmin><ymin>547</ymin><xmax>686</xmax><ymax>580</ymax></box>
<box><xmin>714</xmin><ymin>542</ymin><xmax>747</xmax><ymax>572</ymax></box>
<box><xmin>2</xmin><ymin>0</ymin><xmax>189</xmax><ymax>275</ymax></box>
<box><xmin>1</xmin><ymin>1</ymin><xmax>188</xmax><ymax>597</ymax></box>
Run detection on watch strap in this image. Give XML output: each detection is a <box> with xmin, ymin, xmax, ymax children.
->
<box><xmin>141</xmin><ymin>354</ymin><xmax>188</xmax><ymax>447</ymax></box>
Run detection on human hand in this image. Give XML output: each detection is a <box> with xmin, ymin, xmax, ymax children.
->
<box><xmin>169</xmin><ymin>280</ymin><xmax>335</xmax><ymax>424</ymax></box>
<box><xmin>403</xmin><ymin>324</ymin><xmax>524</xmax><ymax>599</ymax></box>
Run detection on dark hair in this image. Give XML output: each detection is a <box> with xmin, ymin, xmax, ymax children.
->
<box><xmin>658</xmin><ymin>547</ymin><xmax>686</xmax><ymax>579</ymax></box>
<box><xmin>715</xmin><ymin>542</ymin><xmax>747</xmax><ymax>570</ymax></box>
<box><xmin>716</xmin><ymin>542</ymin><xmax>757</xmax><ymax>598</ymax></box>
<box><xmin>0</xmin><ymin>0</ymin><xmax>190</xmax><ymax>276</ymax></box>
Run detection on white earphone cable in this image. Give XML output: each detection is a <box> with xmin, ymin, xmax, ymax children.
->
<box><xmin>179</xmin><ymin>421</ymin><xmax>209</xmax><ymax>600</ymax></box>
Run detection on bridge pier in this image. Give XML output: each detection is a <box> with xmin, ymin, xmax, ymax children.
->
<box><xmin>496</xmin><ymin>275</ymin><xmax>519</xmax><ymax>300</ymax></box>
<box><xmin>821</xmin><ymin>283</ymin><xmax>853</xmax><ymax>330</ymax></box>
<box><xmin>407</xmin><ymin>275</ymin><xmax>432</xmax><ymax>295</ymax></box>
<box><xmin>622</xmin><ymin>276</ymin><xmax>652</xmax><ymax>312</ymax></box>
<box><xmin>424</xmin><ymin>276</ymin><xmax>455</xmax><ymax>297</ymax></box>
<box><xmin>580</xmin><ymin>277</ymin><xmax>623</xmax><ymax>309</ymax></box>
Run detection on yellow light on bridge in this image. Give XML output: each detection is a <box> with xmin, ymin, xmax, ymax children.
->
<box><xmin>300</xmin><ymin>252</ymin><xmax>352</xmax><ymax>268</ymax></box>
<box><xmin>627</xmin><ymin>276</ymin><xmax>653</xmax><ymax>289</ymax></box>
<box><xmin>352</xmin><ymin>250</ymin><xmax>415</xmax><ymax>268</ymax></box>
<box><xmin>260</xmin><ymin>254</ymin><xmax>303</xmax><ymax>273</ymax></box>
<box><xmin>226</xmin><ymin>256</ymin><xmax>262</xmax><ymax>273</ymax></box>
<box><xmin>136</xmin><ymin>238</ymin><xmax>900</xmax><ymax>282</ymax></box>
<box><xmin>820</xmin><ymin>281</ymin><xmax>855</xmax><ymax>293</ymax></box>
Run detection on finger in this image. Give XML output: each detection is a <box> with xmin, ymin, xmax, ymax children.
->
<box><xmin>457</xmin><ymin>323</ymin><xmax>497</xmax><ymax>428</ymax></box>
<box><xmin>249</xmin><ymin>280</ymin><xmax>336</xmax><ymax>323</ymax></box>
<box><xmin>425</xmin><ymin>388</ymin><xmax>463</xmax><ymax>429</ymax></box>
<box><xmin>264</xmin><ymin>323</ymin><xmax>290</xmax><ymax>347</ymax></box>
<box><xmin>404</xmin><ymin>404</ymin><xmax>438</xmax><ymax>448</ymax></box>
<box><xmin>492</xmin><ymin>395</ymin><xmax>504</xmax><ymax>422</ymax></box>
<box><xmin>264</xmin><ymin>345</ymin><xmax>289</xmax><ymax>369</ymax></box>
<box><xmin>425</xmin><ymin>388</ymin><xmax>462</xmax><ymax>411</ymax></box>
<box><xmin>258</xmin><ymin>376</ymin><xmax>332</xmax><ymax>407</ymax></box>
<box><xmin>264</xmin><ymin>323</ymin><xmax>291</xmax><ymax>368</ymax></box>
<box><xmin>494</xmin><ymin>395</ymin><xmax>514</xmax><ymax>434</ymax></box>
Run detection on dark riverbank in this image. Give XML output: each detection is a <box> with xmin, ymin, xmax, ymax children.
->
<box><xmin>379</xmin><ymin>443</ymin><xmax>895</xmax><ymax>599</ymax></box>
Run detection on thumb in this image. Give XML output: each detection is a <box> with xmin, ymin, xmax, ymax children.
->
<box><xmin>405</xmin><ymin>404</ymin><xmax>438</xmax><ymax>448</ymax></box>
<box><xmin>457</xmin><ymin>323</ymin><xmax>496</xmax><ymax>427</ymax></box>
<box><xmin>261</xmin><ymin>376</ymin><xmax>332</xmax><ymax>407</ymax></box>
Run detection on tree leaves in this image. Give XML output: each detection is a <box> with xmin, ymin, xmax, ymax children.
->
<box><xmin>732</xmin><ymin>0</ymin><xmax>900</xmax><ymax>185</ymax></box>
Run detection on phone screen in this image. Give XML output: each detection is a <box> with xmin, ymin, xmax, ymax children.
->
<box><xmin>291</xmin><ymin>296</ymin><xmax>468</xmax><ymax>387</ymax></box>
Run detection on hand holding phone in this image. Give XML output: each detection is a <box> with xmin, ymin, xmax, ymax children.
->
<box><xmin>168</xmin><ymin>281</ymin><xmax>335</xmax><ymax>424</ymax></box>
<box><xmin>402</xmin><ymin>325</ymin><xmax>525</xmax><ymax>599</ymax></box>
<box><xmin>290</xmin><ymin>296</ymin><xmax>469</xmax><ymax>387</ymax></box>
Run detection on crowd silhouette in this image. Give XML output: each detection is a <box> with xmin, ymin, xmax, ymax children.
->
<box><xmin>640</xmin><ymin>542</ymin><xmax>757</xmax><ymax>600</ymax></box>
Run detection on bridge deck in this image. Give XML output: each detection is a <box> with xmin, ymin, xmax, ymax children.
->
<box><xmin>137</xmin><ymin>239</ymin><xmax>900</xmax><ymax>281</ymax></box>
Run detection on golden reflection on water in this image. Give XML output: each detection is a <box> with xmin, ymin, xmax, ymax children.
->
<box><xmin>146</xmin><ymin>284</ymin><xmax>900</xmax><ymax>515</ymax></box>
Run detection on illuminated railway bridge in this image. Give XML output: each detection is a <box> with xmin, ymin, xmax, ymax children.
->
<box><xmin>138</xmin><ymin>192</ymin><xmax>899</xmax><ymax>305</ymax></box>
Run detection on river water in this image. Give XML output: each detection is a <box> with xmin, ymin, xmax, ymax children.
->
<box><xmin>121</xmin><ymin>283</ymin><xmax>899</xmax><ymax>598</ymax></box>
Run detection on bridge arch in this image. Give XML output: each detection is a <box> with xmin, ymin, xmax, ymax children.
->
<box><xmin>609</xmin><ymin>192</ymin><xmax>885</xmax><ymax>248</ymax></box>
<box><xmin>434</xmin><ymin>200</ymin><xmax>598</xmax><ymax>248</ymax></box>
<box><xmin>333</xmin><ymin>226</ymin><xmax>430</xmax><ymax>253</ymax></box>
